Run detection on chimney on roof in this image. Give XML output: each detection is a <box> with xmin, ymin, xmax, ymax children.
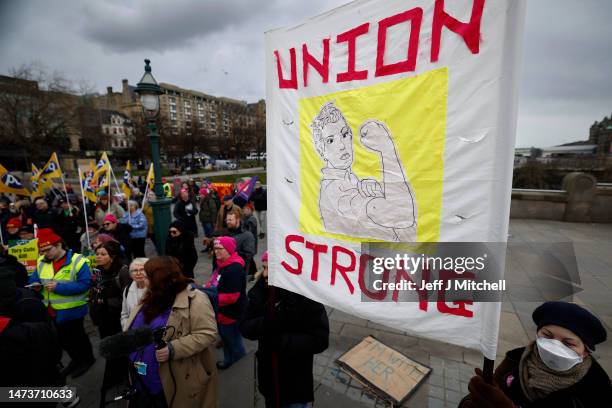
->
<box><xmin>107</xmin><ymin>86</ymin><xmax>113</xmax><ymax>95</ymax></box>
<box><xmin>122</xmin><ymin>79</ymin><xmax>130</xmax><ymax>104</ymax></box>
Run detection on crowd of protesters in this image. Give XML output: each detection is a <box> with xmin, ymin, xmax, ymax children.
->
<box><xmin>1</xmin><ymin>174</ymin><xmax>610</xmax><ymax>408</ymax></box>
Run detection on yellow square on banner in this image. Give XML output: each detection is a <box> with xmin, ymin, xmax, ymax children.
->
<box><xmin>299</xmin><ymin>67</ymin><xmax>447</xmax><ymax>243</ymax></box>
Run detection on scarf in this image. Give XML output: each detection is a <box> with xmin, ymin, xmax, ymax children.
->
<box><xmin>217</xmin><ymin>252</ymin><xmax>245</xmax><ymax>268</ymax></box>
<box><xmin>519</xmin><ymin>341</ymin><xmax>591</xmax><ymax>401</ymax></box>
<box><xmin>205</xmin><ymin>253</ymin><xmax>245</xmax><ymax>288</ymax></box>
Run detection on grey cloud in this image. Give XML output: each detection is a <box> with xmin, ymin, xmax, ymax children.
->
<box><xmin>79</xmin><ymin>0</ymin><xmax>277</xmax><ymax>53</ymax></box>
<box><xmin>520</xmin><ymin>0</ymin><xmax>612</xmax><ymax>102</ymax></box>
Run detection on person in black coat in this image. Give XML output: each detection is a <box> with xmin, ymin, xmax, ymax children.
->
<box><xmin>54</xmin><ymin>198</ymin><xmax>84</xmax><ymax>252</ymax></box>
<box><xmin>32</xmin><ymin>198</ymin><xmax>57</xmax><ymax>229</ymax></box>
<box><xmin>173</xmin><ymin>188</ymin><xmax>199</xmax><ymax>237</ymax></box>
<box><xmin>0</xmin><ymin>267</ymin><xmax>64</xmax><ymax>404</ymax></box>
<box><xmin>251</xmin><ymin>181</ymin><xmax>267</xmax><ymax>238</ymax></box>
<box><xmin>240</xmin><ymin>251</ymin><xmax>329</xmax><ymax>408</ymax></box>
<box><xmin>0</xmin><ymin>249</ymin><xmax>28</xmax><ymax>288</ymax></box>
<box><xmin>90</xmin><ymin>240</ymin><xmax>130</xmax><ymax>404</ymax></box>
<box><xmin>101</xmin><ymin>213</ymin><xmax>132</xmax><ymax>262</ymax></box>
<box><xmin>460</xmin><ymin>301</ymin><xmax>611</xmax><ymax>408</ymax></box>
<box><xmin>165</xmin><ymin>220</ymin><xmax>198</xmax><ymax>279</ymax></box>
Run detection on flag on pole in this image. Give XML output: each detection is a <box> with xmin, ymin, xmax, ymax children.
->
<box><xmin>82</xmin><ymin>169</ymin><xmax>97</xmax><ymax>203</ymax></box>
<box><xmin>30</xmin><ymin>164</ymin><xmax>44</xmax><ymax>199</ymax></box>
<box><xmin>121</xmin><ymin>160</ymin><xmax>133</xmax><ymax>199</ymax></box>
<box><xmin>33</xmin><ymin>161</ymin><xmax>53</xmax><ymax>199</ymax></box>
<box><xmin>233</xmin><ymin>176</ymin><xmax>258</xmax><ymax>207</ymax></box>
<box><xmin>41</xmin><ymin>152</ymin><xmax>62</xmax><ymax>179</ymax></box>
<box><xmin>93</xmin><ymin>152</ymin><xmax>110</xmax><ymax>191</ymax></box>
<box><xmin>146</xmin><ymin>163</ymin><xmax>155</xmax><ymax>190</ymax></box>
<box><xmin>0</xmin><ymin>163</ymin><xmax>30</xmax><ymax>196</ymax></box>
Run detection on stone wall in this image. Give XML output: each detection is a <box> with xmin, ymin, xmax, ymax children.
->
<box><xmin>510</xmin><ymin>172</ymin><xmax>612</xmax><ymax>223</ymax></box>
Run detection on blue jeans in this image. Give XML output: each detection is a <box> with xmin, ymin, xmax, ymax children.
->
<box><xmin>218</xmin><ymin>322</ymin><xmax>246</xmax><ymax>366</ymax></box>
<box><xmin>202</xmin><ymin>222</ymin><xmax>214</xmax><ymax>237</ymax></box>
<box><xmin>282</xmin><ymin>404</ymin><xmax>312</xmax><ymax>408</ymax></box>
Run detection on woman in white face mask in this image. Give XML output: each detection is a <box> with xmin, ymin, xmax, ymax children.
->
<box><xmin>459</xmin><ymin>301</ymin><xmax>610</xmax><ymax>407</ymax></box>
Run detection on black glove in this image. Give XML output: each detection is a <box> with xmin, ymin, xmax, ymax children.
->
<box><xmin>467</xmin><ymin>368</ymin><xmax>515</xmax><ymax>408</ymax></box>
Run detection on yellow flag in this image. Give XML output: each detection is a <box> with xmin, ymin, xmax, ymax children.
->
<box><xmin>79</xmin><ymin>166</ymin><xmax>97</xmax><ymax>203</ymax></box>
<box><xmin>0</xmin><ymin>163</ymin><xmax>30</xmax><ymax>196</ymax></box>
<box><xmin>30</xmin><ymin>164</ymin><xmax>44</xmax><ymax>199</ymax></box>
<box><xmin>41</xmin><ymin>152</ymin><xmax>62</xmax><ymax>179</ymax></box>
<box><xmin>146</xmin><ymin>163</ymin><xmax>155</xmax><ymax>190</ymax></box>
<box><xmin>121</xmin><ymin>160</ymin><xmax>133</xmax><ymax>199</ymax></box>
<box><xmin>93</xmin><ymin>152</ymin><xmax>110</xmax><ymax>190</ymax></box>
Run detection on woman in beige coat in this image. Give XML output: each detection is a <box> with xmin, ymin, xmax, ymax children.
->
<box><xmin>125</xmin><ymin>256</ymin><xmax>219</xmax><ymax>408</ymax></box>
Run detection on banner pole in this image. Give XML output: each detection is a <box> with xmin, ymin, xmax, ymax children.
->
<box><xmin>55</xmin><ymin>156</ymin><xmax>72</xmax><ymax>212</ymax></box>
<box><xmin>78</xmin><ymin>168</ymin><xmax>91</xmax><ymax>250</ymax></box>
<box><xmin>109</xmin><ymin>165</ymin><xmax>122</xmax><ymax>201</ymax></box>
<box><xmin>141</xmin><ymin>181</ymin><xmax>149</xmax><ymax>210</ymax></box>
<box><xmin>107</xmin><ymin>168</ymin><xmax>111</xmax><ymax>216</ymax></box>
<box><xmin>59</xmin><ymin>173</ymin><xmax>72</xmax><ymax>212</ymax></box>
<box><xmin>483</xmin><ymin>357</ymin><xmax>494</xmax><ymax>384</ymax></box>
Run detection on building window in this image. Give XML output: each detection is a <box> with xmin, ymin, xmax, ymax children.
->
<box><xmin>113</xmin><ymin>128</ymin><xmax>117</xmax><ymax>134</ymax></box>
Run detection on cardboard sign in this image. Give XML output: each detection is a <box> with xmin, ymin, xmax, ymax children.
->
<box><xmin>8</xmin><ymin>239</ymin><xmax>39</xmax><ymax>274</ymax></box>
<box><xmin>266</xmin><ymin>0</ymin><xmax>526</xmax><ymax>359</ymax></box>
<box><xmin>336</xmin><ymin>336</ymin><xmax>431</xmax><ymax>405</ymax></box>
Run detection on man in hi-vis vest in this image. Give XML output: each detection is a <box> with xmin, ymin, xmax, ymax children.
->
<box><xmin>29</xmin><ymin>228</ymin><xmax>95</xmax><ymax>379</ymax></box>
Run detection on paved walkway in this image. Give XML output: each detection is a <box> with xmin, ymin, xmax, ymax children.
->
<box><xmin>70</xmin><ymin>219</ymin><xmax>612</xmax><ymax>407</ymax></box>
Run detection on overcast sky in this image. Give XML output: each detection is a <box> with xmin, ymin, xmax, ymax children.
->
<box><xmin>0</xmin><ymin>0</ymin><xmax>610</xmax><ymax>148</ymax></box>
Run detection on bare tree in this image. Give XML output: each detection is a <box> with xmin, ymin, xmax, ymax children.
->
<box><xmin>0</xmin><ymin>63</ymin><xmax>81</xmax><ymax>167</ymax></box>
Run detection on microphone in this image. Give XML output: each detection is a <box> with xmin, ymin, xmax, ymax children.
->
<box><xmin>99</xmin><ymin>327</ymin><xmax>154</xmax><ymax>358</ymax></box>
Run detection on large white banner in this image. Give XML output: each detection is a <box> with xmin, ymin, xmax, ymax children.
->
<box><xmin>265</xmin><ymin>0</ymin><xmax>526</xmax><ymax>359</ymax></box>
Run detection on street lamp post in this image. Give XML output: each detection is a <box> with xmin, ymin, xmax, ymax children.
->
<box><xmin>135</xmin><ymin>59</ymin><xmax>171</xmax><ymax>255</ymax></box>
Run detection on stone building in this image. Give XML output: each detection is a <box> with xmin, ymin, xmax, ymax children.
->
<box><xmin>589</xmin><ymin>114</ymin><xmax>612</xmax><ymax>156</ymax></box>
<box><xmin>100</xmin><ymin>109</ymin><xmax>135</xmax><ymax>149</ymax></box>
<box><xmin>95</xmin><ymin>79</ymin><xmax>265</xmax><ymax>157</ymax></box>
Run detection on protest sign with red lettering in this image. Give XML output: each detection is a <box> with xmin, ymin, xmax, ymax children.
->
<box><xmin>265</xmin><ymin>0</ymin><xmax>526</xmax><ymax>359</ymax></box>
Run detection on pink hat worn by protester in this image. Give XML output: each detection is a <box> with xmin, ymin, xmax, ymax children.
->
<box><xmin>103</xmin><ymin>214</ymin><xmax>118</xmax><ymax>224</ymax></box>
<box><xmin>214</xmin><ymin>236</ymin><xmax>237</xmax><ymax>254</ymax></box>
<box><xmin>261</xmin><ymin>251</ymin><xmax>268</xmax><ymax>262</ymax></box>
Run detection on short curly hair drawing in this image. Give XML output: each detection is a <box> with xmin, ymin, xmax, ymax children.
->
<box><xmin>310</xmin><ymin>101</ymin><xmax>348</xmax><ymax>157</ymax></box>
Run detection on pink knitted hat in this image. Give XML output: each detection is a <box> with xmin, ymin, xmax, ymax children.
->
<box><xmin>103</xmin><ymin>214</ymin><xmax>118</xmax><ymax>224</ymax></box>
<box><xmin>214</xmin><ymin>236</ymin><xmax>237</xmax><ymax>254</ymax></box>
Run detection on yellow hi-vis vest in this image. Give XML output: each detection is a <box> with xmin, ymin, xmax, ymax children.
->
<box><xmin>163</xmin><ymin>183</ymin><xmax>173</xmax><ymax>198</ymax></box>
<box><xmin>38</xmin><ymin>253</ymin><xmax>89</xmax><ymax>310</ymax></box>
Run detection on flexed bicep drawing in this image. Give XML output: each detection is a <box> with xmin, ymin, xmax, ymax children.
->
<box><xmin>310</xmin><ymin>102</ymin><xmax>417</xmax><ymax>242</ymax></box>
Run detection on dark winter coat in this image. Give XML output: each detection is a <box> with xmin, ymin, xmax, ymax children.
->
<box><xmin>0</xmin><ymin>254</ymin><xmax>28</xmax><ymax>288</ymax></box>
<box><xmin>199</xmin><ymin>195</ymin><xmax>219</xmax><ymax>224</ymax></box>
<box><xmin>460</xmin><ymin>346</ymin><xmax>612</xmax><ymax>408</ymax></box>
<box><xmin>32</xmin><ymin>208</ymin><xmax>57</xmax><ymax>229</ymax></box>
<box><xmin>240</xmin><ymin>279</ymin><xmax>329</xmax><ymax>407</ymax></box>
<box><xmin>165</xmin><ymin>230</ymin><xmax>198</xmax><ymax>279</ymax></box>
<box><xmin>228</xmin><ymin>224</ymin><xmax>256</xmax><ymax>275</ymax></box>
<box><xmin>173</xmin><ymin>198</ymin><xmax>199</xmax><ymax>236</ymax></box>
<box><xmin>243</xmin><ymin>214</ymin><xmax>258</xmax><ymax>252</ymax></box>
<box><xmin>55</xmin><ymin>207</ymin><xmax>84</xmax><ymax>252</ymax></box>
<box><xmin>103</xmin><ymin>223</ymin><xmax>133</xmax><ymax>258</ymax></box>
<box><xmin>0</xmin><ymin>289</ymin><xmax>63</xmax><ymax>387</ymax></box>
<box><xmin>252</xmin><ymin>187</ymin><xmax>267</xmax><ymax>211</ymax></box>
<box><xmin>89</xmin><ymin>263</ymin><xmax>128</xmax><ymax>333</ymax></box>
<box><xmin>217</xmin><ymin>261</ymin><xmax>247</xmax><ymax>323</ymax></box>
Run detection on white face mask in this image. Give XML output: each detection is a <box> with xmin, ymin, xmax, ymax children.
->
<box><xmin>536</xmin><ymin>337</ymin><xmax>584</xmax><ymax>372</ymax></box>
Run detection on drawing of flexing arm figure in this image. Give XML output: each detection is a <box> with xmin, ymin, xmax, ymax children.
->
<box><xmin>311</xmin><ymin>102</ymin><xmax>417</xmax><ymax>242</ymax></box>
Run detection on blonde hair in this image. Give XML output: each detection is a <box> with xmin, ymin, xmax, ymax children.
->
<box><xmin>129</xmin><ymin>257</ymin><xmax>149</xmax><ymax>273</ymax></box>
